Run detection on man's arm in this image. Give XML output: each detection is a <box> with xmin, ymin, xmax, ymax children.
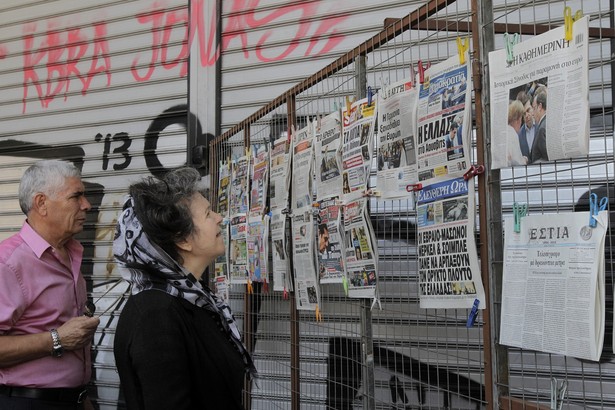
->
<box><xmin>0</xmin><ymin>316</ymin><xmax>99</xmax><ymax>368</ymax></box>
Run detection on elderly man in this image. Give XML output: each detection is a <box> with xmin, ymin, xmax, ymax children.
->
<box><xmin>0</xmin><ymin>160</ymin><xmax>100</xmax><ymax>409</ymax></box>
<box><xmin>530</xmin><ymin>88</ymin><xmax>549</xmax><ymax>162</ymax></box>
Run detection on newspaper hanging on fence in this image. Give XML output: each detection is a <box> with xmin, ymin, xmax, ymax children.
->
<box><xmin>292</xmin><ymin>210</ymin><xmax>321</xmax><ymax>311</ymax></box>
<box><xmin>229</xmin><ymin>214</ymin><xmax>248</xmax><ymax>284</ymax></box>
<box><xmin>416</xmin><ymin>177</ymin><xmax>485</xmax><ymax>309</ymax></box>
<box><xmin>343</xmin><ymin>198</ymin><xmax>378</xmax><ymax>299</ymax></box>
<box><xmin>416</xmin><ymin>51</ymin><xmax>472</xmax><ymax>186</ymax></box>
<box><xmin>247</xmin><ymin>215</ymin><xmax>268</xmax><ymax>283</ymax></box>
<box><xmin>270</xmin><ymin>135</ymin><xmax>291</xmax><ymax>212</ymax></box>
<box><xmin>315</xmin><ymin>111</ymin><xmax>343</xmax><ymax>201</ymax></box>
<box><xmin>214</xmin><ymin>160</ymin><xmax>231</xmax><ymax>301</ymax></box>
<box><xmin>249</xmin><ymin>144</ymin><xmax>269</xmax><ymax>216</ymax></box>
<box><xmin>341</xmin><ymin>97</ymin><xmax>377</xmax><ymax>198</ymax></box>
<box><xmin>488</xmin><ymin>16</ymin><xmax>589</xmax><ymax>168</ymax></box>
<box><xmin>377</xmin><ymin>77</ymin><xmax>419</xmax><ymax>199</ymax></box>
<box><xmin>317</xmin><ymin>198</ymin><xmax>344</xmax><ymax>284</ymax></box>
<box><xmin>499</xmin><ymin>211</ymin><xmax>607</xmax><ymax>361</ymax></box>
<box><xmin>271</xmin><ymin>209</ymin><xmax>292</xmax><ymax>292</ymax></box>
<box><xmin>291</xmin><ymin>122</ymin><xmax>315</xmax><ymax>210</ymax></box>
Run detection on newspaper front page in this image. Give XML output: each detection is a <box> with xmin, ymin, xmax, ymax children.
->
<box><xmin>291</xmin><ymin>122</ymin><xmax>315</xmax><ymax>210</ymax></box>
<box><xmin>500</xmin><ymin>211</ymin><xmax>607</xmax><ymax>361</ymax></box>
<box><xmin>269</xmin><ymin>136</ymin><xmax>291</xmax><ymax>212</ymax></box>
<box><xmin>214</xmin><ymin>161</ymin><xmax>231</xmax><ymax>284</ymax></box>
<box><xmin>292</xmin><ymin>210</ymin><xmax>321</xmax><ymax>311</ymax></box>
<box><xmin>343</xmin><ymin>198</ymin><xmax>378</xmax><ymax>299</ymax></box>
<box><xmin>341</xmin><ymin>97</ymin><xmax>377</xmax><ymax>198</ymax></box>
<box><xmin>247</xmin><ymin>216</ymin><xmax>268</xmax><ymax>283</ymax></box>
<box><xmin>489</xmin><ymin>16</ymin><xmax>589</xmax><ymax>168</ymax></box>
<box><xmin>416</xmin><ymin>177</ymin><xmax>485</xmax><ymax>309</ymax></box>
<box><xmin>416</xmin><ymin>52</ymin><xmax>472</xmax><ymax>186</ymax></box>
<box><xmin>315</xmin><ymin>112</ymin><xmax>343</xmax><ymax>201</ymax></box>
<box><xmin>229</xmin><ymin>214</ymin><xmax>248</xmax><ymax>284</ymax></box>
<box><xmin>317</xmin><ymin>198</ymin><xmax>345</xmax><ymax>284</ymax></box>
<box><xmin>271</xmin><ymin>209</ymin><xmax>292</xmax><ymax>292</ymax></box>
<box><xmin>377</xmin><ymin>77</ymin><xmax>419</xmax><ymax>199</ymax></box>
<box><xmin>230</xmin><ymin>155</ymin><xmax>249</xmax><ymax>216</ymax></box>
<box><xmin>249</xmin><ymin>144</ymin><xmax>269</xmax><ymax>217</ymax></box>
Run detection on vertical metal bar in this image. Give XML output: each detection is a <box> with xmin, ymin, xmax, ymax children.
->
<box><xmin>354</xmin><ymin>55</ymin><xmax>375</xmax><ymax>410</ymax></box>
<box><xmin>287</xmin><ymin>93</ymin><xmax>301</xmax><ymax>410</ymax></box>
<box><xmin>472</xmin><ymin>0</ymin><xmax>507</xmax><ymax>408</ymax></box>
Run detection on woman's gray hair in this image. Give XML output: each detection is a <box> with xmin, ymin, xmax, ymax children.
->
<box><xmin>18</xmin><ymin>160</ymin><xmax>81</xmax><ymax>215</ymax></box>
<box><xmin>129</xmin><ymin>167</ymin><xmax>207</xmax><ymax>264</ymax></box>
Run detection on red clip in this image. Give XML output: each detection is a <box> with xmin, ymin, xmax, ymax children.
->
<box><xmin>283</xmin><ymin>287</ymin><xmax>289</xmax><ymax>300</ymax></box>
<box><xmin>406</xmin><ymin>183</ymin><xmax>423</xmax><ymax>192</ymax></box>
<box><xmin>417</xmin><ymin>60</ymin><xmax>431</xmax><ymax>84</ymax></box>
<box><xmin>463</xmin><ymin>165</ymin><xmax>485</xmax><ymax>181</ymax></box>
<box><xmin>263</xmin><ymin>278</ymin><xmax>269</xmax><ymax>294</ymax></box>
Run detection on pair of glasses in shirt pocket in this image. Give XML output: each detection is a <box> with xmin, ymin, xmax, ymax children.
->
<box><xmin>84</xmin><ymin>279</ymin><xmax>128</xmax><ymax>317</ymax></box>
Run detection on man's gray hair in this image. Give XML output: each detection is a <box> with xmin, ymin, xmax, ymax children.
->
<box><xmin>18</xmin><ymin>160</ymin><xmax>81</xmax><ymax>215</ymax></box>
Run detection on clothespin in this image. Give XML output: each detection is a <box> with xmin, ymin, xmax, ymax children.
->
<box><xmin>370</xmin><ymin>296</ymin><xmax>382</xmax><ymax>311</ymax></box>
<box><xmin>345</xmin><ymin>96</ymin><xmax>353</xmax><ymax>114</ymax></box>
<box><xmin>363</xmin><ymin>189</ymin><xmax>381</xmax><ymax>197</ymax></box>
<box><xmin>247</xmin><ymin>278</ymin><xmax>253</xmax><ymax>294</ymax></box>
<box><xmin>589</xmin><ymin>193</ymin><xmax>608</xmax><ymax>228</ymax></box>
<box><xmin>504</xmin><ymin>32</ymin><xmax>520</xmax><ymax>65</ymax></box>
<box><xmin>283</xmin><ymin>286</ymin><xmax>289</xmax><ymax>300</ymax></box>
<box><xmin>513</xmin><ymin>202</ymin><xmax>528</xmax><ymax>233</ymax></box>
<box><xmin>417</xmin><ymin>60</ymin><xmax>430</xmax><ymax>86</ymax></box>
<box><xmin>263</xmin><ymin>278</ymin><xmax>269</xmax><ymax>294</ymax></box>
<box><xmin>466</xmin><ymin>299</ymin><xmax>480</xmax><ymax>327</ymax></box>
<box><xmin>456</xmin><ymin>37</ymin><xmax>469</xmax><ymax>65</ymax></box>
<box><xmin>406</xmin><ymin>183</ymin><xmax>423</xmax><ymax>192</ymax></box>
<box><xmin>463</xmin><ymin>165</ymin><xmax>485</xmax><ymax>181</ymax></box>
<box><xmin>315</xmin><ymin>305</ymin><xmax>323</xmax><ymax>322</ymax></box>
<box><xmin>367</xmin><ymin>86</ymin><xmax>374</xmax><ymax>106</ymax></box>
<box><xmin>342</xmin><ymin>277</ymin><xmax>349</xmax><ymax>296</ymax></box>
<box><xmin>550</xmin><ymin>377</ymin><xmax>568</xmax><ymax>410</ymax></box>
<box><xmin>564</xmin><ymin>7</ymin><xmax>573</xmax><ymax>41</ymax></box>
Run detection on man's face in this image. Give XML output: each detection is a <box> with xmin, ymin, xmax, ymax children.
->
<box><xmin>319</xmin><ymin>228</ymin><xmax>330</xmax><ymax>253</ymax></box>
<box><xmin>45</xmin><ymin>177</ymin><xmax>91</xmax><ymax>240</ymax></box>
<box><xmin>532</xmin><ymin>99</ymin><xmax>543</xmax><ymax>123</ymax></box>
<box><xmin>524</xmin><ymin>101</ymin><xmax>534</xmax><ymax>128</ymax></box>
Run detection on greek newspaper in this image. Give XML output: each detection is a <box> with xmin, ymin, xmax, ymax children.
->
<box><xmin>500</xmin><ymin>211</ymin><xmax>607</xmax><ymax>361</ymax></box>
<box><xmin>291</xmin><ymin>122</ymin><xmax>315</xmax><ymax>210</ymax></box>
<box><xmin>249</xmin><ymin>144</ymin><xmax>269</xmax><ymax>216</ymax></box>
<box><xmin>343</xmin><ymin>198</ymin><xmax>378</xmax><ymax>299</ymax></box>
<box><xmin>341</xmin><ymin>97</ymin><xmax>377</xmax><ymax>198</ymax></box>
<box><xmin>377</xmin><ymin>77</ymin><xmax>419</xmax><ymax>199</ymax></box>
<box><xmin>269</xmin><ymin>136</ymin><xmax>291</xmax><ymax>212</ymax></box>
<box><xmin>416</xmin><ymin>177</ymin><xmax>485</xmax><ymax>309</ymax></box>
<box><xmin>271</xmin><ymin>209</ymin><xmax>292</xmax><ymax>292</ymax></box>
<box><xmin>489</xmin><ymin>16</ymin><xmax>589</xmax><ymax>168</ymax></box>
<box><xmin>315</xmin><ymin>112</ymin><xmax>343</xmax><ymax>201</ymax></box>
<box><xmin>416</xmin><ymin>52</ymin><xmax>472</xmax><ymax>186</ymax></box>
<box><xmin>292</xmin><ymin>210</ymin><xmax>321</xmax><ymax>311</ymax></box>
<box><xmin>317</xmin><ymin>198</ymin><xmax>344</xmax><ymax>284</ymax></box>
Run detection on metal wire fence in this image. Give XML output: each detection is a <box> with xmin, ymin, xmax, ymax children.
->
<box><xmin>210</xmin><ymin>0</ymin><xmax>614</xmax><ymax>408</ymax></box>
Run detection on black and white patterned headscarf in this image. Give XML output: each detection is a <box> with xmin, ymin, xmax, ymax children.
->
<box><xmin>113</xmin><ymin>197</ymin><xmax>256</xmax><ymax>378</ymax></box>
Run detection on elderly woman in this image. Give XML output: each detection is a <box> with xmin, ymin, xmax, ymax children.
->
<box><xmin>113</xmin><ymin>167</ymin><xmax>255</xmax><ymax>410</ymax></box>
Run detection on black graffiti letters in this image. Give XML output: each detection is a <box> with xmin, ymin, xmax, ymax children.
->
<box><xmin>95</xmin><ymin>132</ymin><xmax>132</xmax><ymax>171</ymax></box>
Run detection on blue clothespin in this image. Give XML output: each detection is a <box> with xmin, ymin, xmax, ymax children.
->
<box><xmin>513</xmin><ymin>202</ymin><xmax>527</xmax><ymax>233</ymax></box>
<box><xmin>504</xmin><ymin>32</ymin><xmax>519</xmax><ymax>65</ymax></box>
<box><xmin>466</xmin><ymin>298</ymin><xmax>479</xmax><ymax>327</ymax></box>
<box><xmin>367</xmin><ymin>86</ymin><xmax>373</xmax><ymax>106</ymax></box>
<box><xmin>589</xmin><ymin>193</ymin><xmax>608</xmax><ymax>228</ymax></box>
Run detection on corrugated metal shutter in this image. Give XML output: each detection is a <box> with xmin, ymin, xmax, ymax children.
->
<box><xmin>0</xmin><ymin>1</ymin><xmax>190</xmax><ymax>408</ymax></box>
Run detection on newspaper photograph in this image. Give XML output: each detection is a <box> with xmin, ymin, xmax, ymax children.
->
<box><xmin>292</xmin><ymin>210</ymin><xmax>321</xmax><ymax>311</ymax></box>
<box><xmin>499</xmin><ymin>211</ymin><xmax>608</xmax><ymax>361</ymax></box>
<box><xmin>247</xmin><ymin>216</ymin><xmax>268</xmax><ymax>283</ymax></box>
<box><xmin>230</xmin><ymin>154</ymin><xmax>249</xmax><ymax>216</ymax></box>
<box><xmin>341</xmin><ymin>97</ymin><xmax>377</xmax><ymax>198</ymax></box>
<box><xmin>317</xmin><ymin>198</ymin><xmax>345</xmax><ymax>284</ymax></box>
<box><xmin>214</xmin><ymin>224</ymin><xmax>229</xmax><ymax>281</ymax></box>
<box><xmin>377</xmin><ymin>77</ymin><xmax>419</xmax><ymax>199</ymax></box>
<box><xmin>270</xmin><ymin>135</ymin><xmax>291</xmax><ymax>212</ymax></box>
<box><xmin>271</xmin><ymin>209</ymin><xmax>292</xmax><ymax>292</ymax></box>
<box><xmin>416</xmin><ymin>177</ymin><xmax>485</xmax><ymax>309</ymax></box>
<box><xmin>229</xmin><ymin>214</ymin><xmax>248</xmax><ymax>284</ymax></box>
<box><xmin>416</xmin><ymin>52</ymin><xmax>472</xmax><ymax>186</ymax></box>
<box><xmin>343</xmin><ymin>198</ymin><xmax>378</xmax><ymax>299</ymax></box>
<box><xmin>489</xmin><ymin>16</ymin><xmax>589</xmax><ymax>168</ymax></box>
<box><xmin>291</xmin><ymin>122</ymin><xmax>315</xmax><ymax>210</ymax></box>
<box><xmin>315</xmin><ymin>111</ymin><xmax>343</xmax><ymax>201</ymax></box>
<box><xmin>214</xmin><ymin>274</ymin><xmax>229</xmax><ymax>304</ymax></box>
<box><xmin>249</xmin><ymin>144</ymin><xmax>269</xmax><ymax>216</ymax></box>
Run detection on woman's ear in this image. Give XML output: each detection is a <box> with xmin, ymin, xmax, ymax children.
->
<box><xmin>176</xmin><ymin>238</ymin><xmax>192</xmax><ymax>253</ymax></box>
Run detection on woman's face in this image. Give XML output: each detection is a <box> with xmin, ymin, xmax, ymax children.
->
<box><xmin>184</xmin><ymin>193</ymin><xmax>225</xmax><ymax>265</ymax></box>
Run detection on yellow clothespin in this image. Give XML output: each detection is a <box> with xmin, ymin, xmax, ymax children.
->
<box><xmin>247</xmin><ymin>278</ymin><xmax>253</xmax><ymax>294</ymax></box>
<box><xmin>456</xmin><ymin>37</ymin><xmax>469</xmax><ymax>65</ymax></box>
<box><xmin>564</xmin><ymin>8</ymin><xmax>583</xmax><ymax>41</ymax></box>
<box><xmin>345</xmin><ymin>95</ymin><xmax>353</xmax><ymax>114</ymax></box>
<box><xmin>315</xmin><ymin>305</ymin><xmax>323</xmax><ymax>322</ymax></box>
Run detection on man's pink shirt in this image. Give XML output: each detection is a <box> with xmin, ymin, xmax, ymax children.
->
<box><xmin>0</xmin><ymin>222</ymin><xmax>91</xmax><ymax>388</ymax></box>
